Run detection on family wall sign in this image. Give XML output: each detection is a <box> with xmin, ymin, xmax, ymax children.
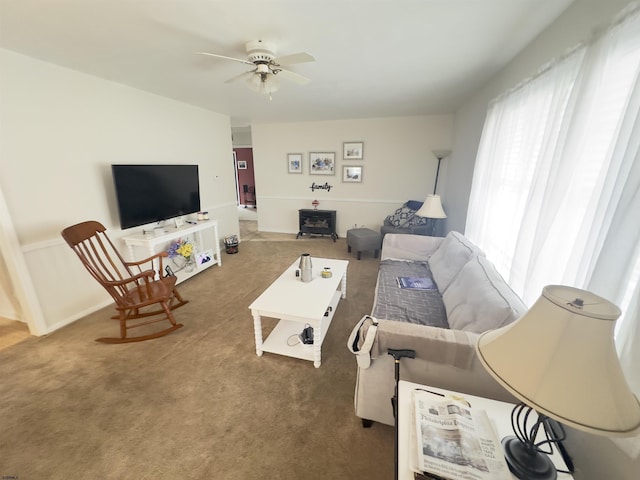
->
<box><xmin>309</xmin><ymin>182</ymin><xmax>333</xmax><ymax>192</ymax></box>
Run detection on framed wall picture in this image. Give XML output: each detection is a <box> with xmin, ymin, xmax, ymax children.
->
<box><xmin>309</xmin><ymin>152</ymin><xmax>336</xmax><ymax>175</ymax></box>
<box><xmin>237</xmin><ymin>160</ymin><xmax>247</xmax><ymax>169</ymax></box>
<box><xmin>287</xmin><ymin>153</ymin><xmax>303</xmax><ymax>173</ymax></box>
<box><xmin>343</xmin><ymin>165</ymin><xmax>363</xmax><ymax>183</ymax></box>
<box><xmin>343</xmin><ymin>141</ymin><xmax>364</xmax><ymax>160</ymax></box>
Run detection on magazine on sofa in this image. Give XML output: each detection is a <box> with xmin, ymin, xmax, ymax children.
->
<box><xmin>410</xmin><ymin>390</ymin><xmax>511</xmax><ymax>480</ymax></box>
<box><xmin>396</xmin><ymin>276</ymin><xmax>437</xmax><ymax>290</ymax></box>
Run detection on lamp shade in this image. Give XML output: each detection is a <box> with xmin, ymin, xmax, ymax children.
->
<box><xmin>415</xmin><ymin>194</ymin><xmax>447</xmax><ymax>219</ymax></box>
<box><xmin>477</xmin><ymin>285</ymin><xmax>640</xmax><ymax>436</ymax></box>
<box><xmin>432</xmin><ymin>149</ymin><xmax>451</xmax><ymax>160</ymax></box>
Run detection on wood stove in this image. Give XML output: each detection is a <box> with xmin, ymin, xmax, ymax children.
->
<box><xmin>297</xmin><ymin>209</ymin><xmax>337</xmax><ymax>242</ymax></box>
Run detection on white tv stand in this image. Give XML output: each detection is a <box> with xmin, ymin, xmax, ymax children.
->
<box><xmin>121</xmin><ymin>220</ymin><xmax>221</xmax><ymax>284</ymax></box>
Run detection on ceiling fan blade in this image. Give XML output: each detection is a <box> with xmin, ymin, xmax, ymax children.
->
<box><xmin>272</xmin><ymin>52</ymin><xmax>315</xmax><ymax>65</ymax></box>
<box><xmin>224</xmin><ymin>70</ymin><xmax>255</xmax><ymax>84</ymax></box>
<box><xmin>276</xmin><ymin>68</ymin><xmax>311</xmax><ymax>85</ymax></box>
<box><xmin>196</xmin><ymin>52</ymin><xmax>254</xmax><ymax>66</ymax></box>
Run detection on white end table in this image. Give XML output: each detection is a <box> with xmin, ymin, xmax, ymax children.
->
<box><xmin>398</xmin><ymin>380</ymin><xmax>574</xmax><ymax>479</ymax></box>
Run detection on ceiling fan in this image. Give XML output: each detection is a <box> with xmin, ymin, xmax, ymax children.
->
<box><xmin>197</xmin><ymin>40</ymin><xmax>315</xmax><ymax>99</ymax></box>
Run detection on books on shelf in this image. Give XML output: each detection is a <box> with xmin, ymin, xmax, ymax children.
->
<box><xmin>410</xmin><ymin>389</ymin><xmax>511</xmax><ymax>480</ymax></box>
<box><xmin>396</xmin><ymin>276</ymin><xmax>437</xmax><ymax>290</ymax></box>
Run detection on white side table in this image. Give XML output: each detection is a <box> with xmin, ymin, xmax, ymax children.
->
<box><xmin>398</xmin><ymin>380</ymin><xmax>574</xmax><ymax>479</ymax></box>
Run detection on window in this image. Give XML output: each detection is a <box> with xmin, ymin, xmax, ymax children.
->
<box><xmin>466</xmin><ymin>6</ymin><xmax>640</xmax><ymax>392</ymax></box>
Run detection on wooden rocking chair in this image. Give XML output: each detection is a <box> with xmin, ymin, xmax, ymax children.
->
<box><xmin>61</xmin><ymin>220</ymin><xmax>188</xmax><ymax>343</ymax></box>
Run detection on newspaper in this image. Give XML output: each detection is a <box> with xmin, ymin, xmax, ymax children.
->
<box><xmin>410</xmin><ymin>389</ymin><xmax>512</xmax><ymax>480</ymax></box>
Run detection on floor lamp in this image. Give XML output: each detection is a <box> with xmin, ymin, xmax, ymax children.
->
<box><xmin>477</xmin><ymin>285</ymin><xmax>640</xmax><ymax>479</ymax></box>
<box><xmin>415</xmin><ymin>150</ymin><xmax>450</xmax><ymax>235</ymax></box>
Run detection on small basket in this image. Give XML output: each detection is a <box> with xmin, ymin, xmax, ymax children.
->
<box><xmin>224</xmin><ymin>235</ymin><xmax>239</xmax><ymax>254</ymax></box>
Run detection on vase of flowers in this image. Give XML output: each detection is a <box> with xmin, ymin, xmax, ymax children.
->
<box><xmin>167</xmin><ymin>238</ymin><xmax>195</xmax><ymax>272</ymax></box>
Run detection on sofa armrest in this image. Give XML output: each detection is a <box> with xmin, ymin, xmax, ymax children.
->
<box><xmin>358</xmin><ymin>318</ymin><xmax>476</xmax><ymax>370</ymax></box>
<box><xmin>381</xmin><ymin>233</ymin><xmax>444</xmax><ymax>262</ymax></box>
<box><xmin>350</xmin><ymin>318</ymin><xmax>518</xmax><ymax>425</ymax></box>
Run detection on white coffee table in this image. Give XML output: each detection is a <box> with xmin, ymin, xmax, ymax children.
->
<box><xmin>249</xmin><ymin>257</ymin><xmax>348</xmax><ymax>367</ymax></box>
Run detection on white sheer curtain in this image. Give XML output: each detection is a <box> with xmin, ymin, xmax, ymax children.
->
<box><xmin>465</xmin><ymin>47</ymin><xmax>585</xmax><ymax>302</ymax></box>
<box><xmin>466</xmin><ymin>5</ymin><xmax>640</xmax><ymax>393</ymax></box>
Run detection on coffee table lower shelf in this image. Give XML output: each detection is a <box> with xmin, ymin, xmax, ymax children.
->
<box><xmin>259</xmin><ymin>290</ymin><xmax>341</xmax><ymax>367</ymax></box>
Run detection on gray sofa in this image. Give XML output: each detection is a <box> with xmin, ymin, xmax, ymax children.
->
<box><xmin>348</xmin><ymin>232</ymin><xmax>527</xmax><ymax>426</ymax></box>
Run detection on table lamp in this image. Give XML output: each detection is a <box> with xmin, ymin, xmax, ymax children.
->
<box><xmin>476</xmin><ymin>285</ymin><xmax>640</xmax><ymax>479</ymax></box>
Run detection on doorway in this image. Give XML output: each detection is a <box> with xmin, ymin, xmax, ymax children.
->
<box><xmin>233</xmin><ymin>147</ymin><xmax>256</xmax><ymax>209</ymax></box>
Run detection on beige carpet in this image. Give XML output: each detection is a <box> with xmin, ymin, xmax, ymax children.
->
<box><xmin>0</xmin><ymin>236</ymin><xmax>394</xmax><ymax>479</ymax></box>
<box><xmin>239</xmin><ymin>218</ymin><xmax>298</xmax><ymax>243</ymax></box>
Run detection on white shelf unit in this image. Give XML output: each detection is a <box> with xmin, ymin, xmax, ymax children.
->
<box><xmin>121</xmin><ymin>220</ymin><xmax>221</xmax><ymax>284</ymax></box>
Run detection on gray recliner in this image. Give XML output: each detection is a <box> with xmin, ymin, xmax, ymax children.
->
<box><xmin>380</xmin><ymin>200</ymin><xmax>431</xmax><ymax>237</ymax></box>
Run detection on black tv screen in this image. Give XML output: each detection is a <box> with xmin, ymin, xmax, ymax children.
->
<box><xmin>112</xmin><ymin>164</ymin><xmax>201</xmax><ymax>230</ymax></box>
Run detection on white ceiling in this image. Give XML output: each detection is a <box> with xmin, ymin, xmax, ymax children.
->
<box><xmin>0</xmin><ymin>0</ymin><xmax>574</xmax><ymax>127</ymax></box>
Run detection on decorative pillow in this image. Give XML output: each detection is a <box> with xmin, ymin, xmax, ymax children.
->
<box><xmin>408</xmin><ymin>214</ymin><xmax>428</xmax><ymax>227</ymax></box>
<box><xmin>428</xmin><ymin>231</ymin><xmax>484</xmax><ymax>292</ymax></box>
<box><xmin>386</xmin><ymin>206</ymin><xmax>415</xmax><ymax>228</ymax></box>
<box><xmin>443</xmin><ymin>255</ymin><xmax>527</xmax><ymax>333</ymax></box>
<box><xmin>405</xmin><ymin>200</ymin><xmax>424</xmax><ymax>211</ymax></box>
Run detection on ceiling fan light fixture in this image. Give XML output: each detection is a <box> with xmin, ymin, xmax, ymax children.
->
<box><xmin>246</xmin><ymin>73</ymin><xmax>262</xmax><ymax>92</ymax></box>
<box><xmin>246</xmin><ymin>73</ymin><xmax>280</xmax><ymax>98</ymax></box>
<box><xmin>261</xmin><ymin>76</ymin><xmax>280</xmax><ymax>96</ymax></box>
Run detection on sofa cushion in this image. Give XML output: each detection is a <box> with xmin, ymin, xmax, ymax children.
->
<box><xmin>428</xmin><ymin>231</ymin><xmax>484</xmax><ymax>292</ymax></box>
<box><xmin>443</xmin><ymin>255</ymin><xmax>527</xmax><ymax>333</ymax></box>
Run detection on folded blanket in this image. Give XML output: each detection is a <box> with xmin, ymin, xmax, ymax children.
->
<box><xmin>372</xmin><ymin>259</ymin><xmax>448</xmax><ymax>328</ymax></box>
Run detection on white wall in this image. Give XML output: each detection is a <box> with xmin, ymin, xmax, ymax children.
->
<box><xmin>448</xmin><ymin>1</ymin><xmax>639</xmax><ymax>479</ymax></box>
<box><xmin>0</xmin><ymin>49</ymin><xmax>239</xmax><ymax>334</ymax></box>
<box><xmin>252</xmin><ymin>116</ymin><xmax>453</xmax><ymax>237</ymax></box>
<box><xmin>231</xmin><ymin>127</ymin><xmax>252</xmax><ymax>147</ymax></box>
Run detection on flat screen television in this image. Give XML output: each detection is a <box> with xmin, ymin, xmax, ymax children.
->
<box><xmin>111</xmin><ymin>164</ymin><xmax>201</xmax><ymax>230</ymax></box>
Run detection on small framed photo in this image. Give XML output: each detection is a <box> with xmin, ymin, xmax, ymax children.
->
<box><xmin>343</xmin><ymin>141</ymin><xmax>364</xmax><ymax>160</ymax></box>
<box><xmin>309</xmin><ymin>152</ymin><xmax>336</xmax><ymax>175</ymax></box>
<box><xmin>237</xmin><ymin>160</ymin><xmax>247</xmax><ymax>170</ymax></box>
<box><xmin>196</xmin><ymin>249</ymin><xmax>214</xmax><ymax>268</ymax></box>
<box><xmin>287</xmin><ymin>153</ymin><xmax>303</xmax><ymax>173</ymax></box>
<box><xmin>343</xmin><ymin>165</ymin><xmax>363</xmax><ymax>183</ymax></box>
